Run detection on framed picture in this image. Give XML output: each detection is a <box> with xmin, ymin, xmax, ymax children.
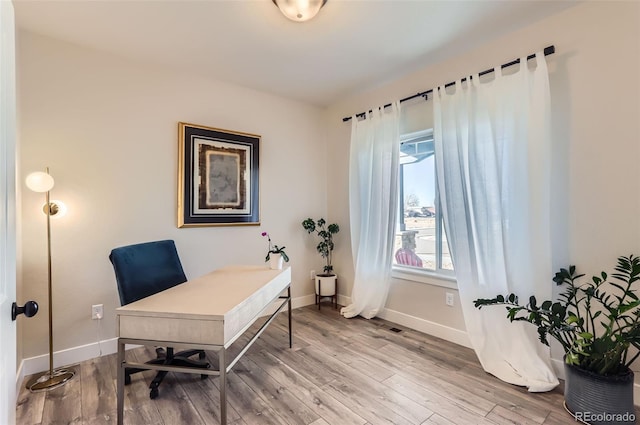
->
<box><xmin>178</xmin><ymin>122</ymin><xmax>260</xmax><ymax>227</ymax></box>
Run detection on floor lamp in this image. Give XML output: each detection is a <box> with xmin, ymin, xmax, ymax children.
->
<box><xmin>24</xmin><ymin>168</ymin><xmax>75</xmax><ymax>392</ymax></box>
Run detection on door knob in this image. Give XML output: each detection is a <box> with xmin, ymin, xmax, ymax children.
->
<box><xmin>11</xmin><ymin>301</ymin><xmax>39</xmax><ymax>321</ymax></box>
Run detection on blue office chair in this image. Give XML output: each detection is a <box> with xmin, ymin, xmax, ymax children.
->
<box><xmin>109</xmin><ymin>240</ymin><xmax>210</xmax><ymax>399</ymax></box>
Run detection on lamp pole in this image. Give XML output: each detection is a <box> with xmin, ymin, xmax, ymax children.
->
<box><xmin>25</xmin><ymin>167</ymin><xmax>75</xmax><ymax>392</ymax></box>
<box><xmin>45</xmin><ymin>168</ymin><xmax>53</xmax><ymax>378</ymax></box>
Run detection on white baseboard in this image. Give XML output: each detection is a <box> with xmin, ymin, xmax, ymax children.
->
<box><xmin>337</xmin><ymin>295</ymin><xmax>470</xmax><ymax>348</ymax></box>
<box><xmin>337</xmin><ymin>294</ymin><xmax>351</xmax><ymax>308</ymax></box>
<box><xmin>21</xmin><ymin>337</ymin><xmax>120</xmax><ymax>377</ymax></box>
<box><xmin>260</xmin><ymin>293</ymin><xmax>316</xmax><ymax>317</ymax></box>
<box><xmin>19</xmin><ymin>294</ymin><xmax>317</xmax><ymax>380</ymax></box>
<box><xmin>377</xmin><ymin>307</ymin><xmax>472</xmax><ymax>349</ymax></box>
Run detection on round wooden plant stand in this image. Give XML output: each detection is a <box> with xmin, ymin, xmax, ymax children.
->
<box><xmin>315</xmin><ymin>274</ymin><xmax>337</xmax><ymax>310</ymax></box>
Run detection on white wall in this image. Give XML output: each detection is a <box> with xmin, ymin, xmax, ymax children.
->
<box><xmin>326</xmin><ymin>0</ymin><xmax>640</xmax><ymax>351</ymax></box>
<box><xmin>17</xmin><ymin>31</ymin><xmax>328</xmax><ymax>361</ymax></box>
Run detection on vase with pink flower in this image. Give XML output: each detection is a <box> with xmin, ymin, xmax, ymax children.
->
<box><xmin>261</xmin><ymin>232</ymin><xmax>289</xmax><ymax>270</ymax></box>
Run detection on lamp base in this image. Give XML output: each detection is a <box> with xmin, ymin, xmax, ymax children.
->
<box><xmin>26</xmin><ymin>367</ymin><xmax>76</xmax><ymax>392</ymax></box>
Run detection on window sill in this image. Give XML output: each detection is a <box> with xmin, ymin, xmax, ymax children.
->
<box><xmin>391</xmin><ymin>267</ymin><xmax>457</xmax><ymax>289</ymax></box>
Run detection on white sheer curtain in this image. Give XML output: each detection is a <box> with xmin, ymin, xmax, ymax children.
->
<box><xmin>433</xmin><ymin>52</ymin><xmax>558</xmax><ymax>392</ymax></box>
<box><xmin>341</xmin><ymin>102</ymin><xmax>401</xmax><ymax>319</ymax></box>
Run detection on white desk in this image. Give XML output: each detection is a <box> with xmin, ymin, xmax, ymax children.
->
<box><xmin>115</xmin><ymin>265</ymin><xmax>292</xmax><ymax>425</ymax></box>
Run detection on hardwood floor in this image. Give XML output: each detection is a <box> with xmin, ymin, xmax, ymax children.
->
<box><xmin>16</xmin><ymin>304</ymin><xmax>571</xmax><ymax>425</ymax></box>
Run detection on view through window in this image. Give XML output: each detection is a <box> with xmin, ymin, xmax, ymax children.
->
<box><xmin>393</xmin><ymin>130</ymin><xmax>454</xmax><ymax>274</ymax></box>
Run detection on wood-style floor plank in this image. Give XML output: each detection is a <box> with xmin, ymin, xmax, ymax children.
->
<box><xmin>299</xmin><ymin>348</ymin><xmax>433</xmax><ymax>424</ymax></box>
<box><xmin>80</xmin><ymin>355</ymin><xmax>117</xmax><ymax>423</ymax></box>
<box><xmin>237</xmin><ymin>356</ymin><xmax>321</xmax><ymax>423</ymax></box>
<box><xmin>421</xmin><ymin>413</ymin><xmax>456</xmax><ymax>425</ymax></box>
<box><xmin>16</xmin><ymin>381</ymin><xmax>46</xmax><ymax>425</ymax></box>
<box><xmin>247</xmin><ymin>348</ymin><xmax>367</xmax><ymax>425</ymax></box>
<box><xmin>379</xmin><ymin>342</ymin><xmax>558</xmax><ymax>422</ymax></box>
<box><xmin>363</xmin><ymin>343</ymin><xmax>495</xmax><ymax>416</ymax></box>
<box><xmin>180</xmin><ymin>359</ymin><xmax>242</xmax><ymax>424</ymax></box>
<box><xmin>134</xmin><ymin>346</ymin><xmax>205</xmax><ymax>425</ymax></box>
<box><xmin>542</xmin><ymin>410</ymin><xmax>573</xmax><ymax>425</ymax></box>
<box><xmin>381</xmin><ymin>374</ymin><xmax>496</xmax><ymax>425</ymax></box>
<box><xmin>485</xmin><ymin>404</ymin><xmax>543</xmax><ymax>425</ymax></box>
<box><xmin>18</xmin><ymin>305</ymin><xmax>572</xmax><ymax>425</ymax></box>
<box><xmin>40</xmin><ymin>366</ymin><xmax>83</xmax><ymax>425</ymax></box>
<box><xmin>110</xmin><ymin>347</ymin><xmax>162</xmax><ymax>419</ymax></box>
<box><xmin>214</xmin><ymin>370</ymin><xmax>288</xmax><ymax>425</ymax></box>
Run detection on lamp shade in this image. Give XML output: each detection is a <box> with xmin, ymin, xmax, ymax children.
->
<box><xmin>25</xmin><ymin>171</ymin><xmax>54</xmax><ymax>193</ymax></box>
<box><xmin>273</xmin><ymin>0</ymin><xmax>326</xmax><ymax>22</ymax></box>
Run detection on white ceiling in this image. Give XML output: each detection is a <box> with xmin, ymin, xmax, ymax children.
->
<box><xmin>13</xmin><ymin>0</ymin><xmax>578</xmax><ymax>107</ymax></box>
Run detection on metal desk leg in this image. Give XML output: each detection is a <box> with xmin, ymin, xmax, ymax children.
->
<box><xmin>288</xmin><ymin>286</ymin><xmax>292</xmax><ymax>348</ymax></box>
<box><xmin>220</xmin><ymin>348</ymin><xmax>227</xmax><ymax>425</ymax></box>
<box><xmin>116</xmin><ymin>340</ymin><xmax>125</xmax><ymax>425</ymax></box>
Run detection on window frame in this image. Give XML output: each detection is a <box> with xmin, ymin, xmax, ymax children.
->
<box><xmin>392</xmin><ymin>129</ymin><xmax>456</xmax><ymax>285</ymax></box>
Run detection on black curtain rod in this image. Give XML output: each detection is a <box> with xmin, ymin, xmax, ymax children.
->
<box><xmin>342</xmin><ymin>45</ymin><xmax>555</xmax><ymax>122</ymax></box>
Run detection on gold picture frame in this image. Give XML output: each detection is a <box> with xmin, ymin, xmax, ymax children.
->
<box><xmin>178</xmin><ymin>122</ymin><xmax>260</xmax><ymax>227</ymax></box>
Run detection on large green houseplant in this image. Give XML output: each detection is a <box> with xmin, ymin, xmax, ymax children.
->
<box><xmin>474</xmin><ymin>255</ymin><xmax>640</xmax><ymax>424</ymax></box>
<box><xmin>301</xmin><ymin>218</ymin><xmax>340</xmax><ymax>275</ymax></box>
<box><xmin>302</xmin><ymin>218</ymin><xmax>340</xmax><ymax>305</ymax></box>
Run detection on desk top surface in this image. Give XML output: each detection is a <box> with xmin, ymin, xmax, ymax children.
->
<box><xmin>116</xmin><ymin>265</ymin><xmax>291</xmax><ymax>321</ymax></box>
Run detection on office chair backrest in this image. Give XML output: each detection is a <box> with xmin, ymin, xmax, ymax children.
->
<box><xmin>109</xmin><ymin>240</ymin><xmax>187</xmax><ymax>306</ymax></box>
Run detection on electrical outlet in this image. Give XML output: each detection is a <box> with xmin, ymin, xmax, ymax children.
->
<box><xmin>310</xmin><ymin>270</ymin><xmax>316</xmax><ymax>280</ymax></box>
<box><xmin>445</xmin><ymin>292</ymin><xmax>454</xmax><ymax>307</ymax></box>
<box><xmin>92</xmin><ymin>304</ymin><xmax>104</xmax><ymax>320</ymax></box>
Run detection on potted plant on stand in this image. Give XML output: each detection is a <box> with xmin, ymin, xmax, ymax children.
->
<box><xmin>302</xmin><ymin>218</ymin><xmax>339</xmax><ymax>308</ymax></box>
<box><xmin>474</xmin><ymin>255</ymin><xmax>640</xmax><ymax>425</ymax></box>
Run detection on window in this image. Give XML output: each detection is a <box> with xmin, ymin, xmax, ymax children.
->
<box><xmin>393</xmin><ymin>129</ymin><xmax>454</xmax><ymax>278</ymax></box>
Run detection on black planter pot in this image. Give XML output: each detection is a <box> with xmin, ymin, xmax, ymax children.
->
<box><xmin>564</xmin><ymin>362</ymin><xmax>636</xmax><ymax>424</ymax></box>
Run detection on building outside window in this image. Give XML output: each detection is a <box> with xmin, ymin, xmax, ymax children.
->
<box><xmin>393</xmin><ymin>129</ymin><xmax>454</xmax><ymax>277</ymax></box>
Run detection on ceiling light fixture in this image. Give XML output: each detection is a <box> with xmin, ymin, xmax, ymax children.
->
<box><xmin>272</xmin><ymin>0</ymin><xmax>327</xmax><ymax>22</ymax></box>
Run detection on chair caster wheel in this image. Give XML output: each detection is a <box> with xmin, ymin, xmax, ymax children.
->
<box><xmin>201</xmin><ymin>374</ymin><xmax>208</xmax><ymax>380</ymax></box>
<box><xmin>124</xmin><ymin>375</ymin><xmax>131</xmax><ymax>385</ymax></box>
<box><xmin>199</xmin><ymin>351</ymin><xmax>206</xmax><ymax>360</ymax></box>
<box><xmin>150</xmin><ymin>388</ymin><xmax>159</xmax><ymax>399</ymax></box>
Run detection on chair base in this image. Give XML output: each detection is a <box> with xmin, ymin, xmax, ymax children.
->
<box><xmin>125</xmin><ymin>347</ymin><xmax>210</xmax><ymax>399</ymax></box>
